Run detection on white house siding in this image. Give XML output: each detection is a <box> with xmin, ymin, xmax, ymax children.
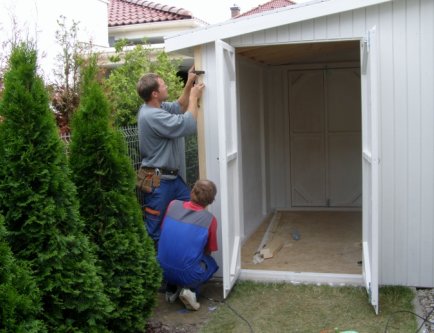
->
<box><xmin>224</xmin><ymin>0</ymin><xmax>434</xmax><ymax>287</ymax></box>
<box><xmin>0</xmin><ymin>0</ymin><xmax>109</xmax><ymax>82</ymax></box>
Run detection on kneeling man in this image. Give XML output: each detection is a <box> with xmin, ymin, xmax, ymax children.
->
<box><xmin>157</xmin><ymin>179</ymin><xmax>219</xmax><ymax>310</ymax></box>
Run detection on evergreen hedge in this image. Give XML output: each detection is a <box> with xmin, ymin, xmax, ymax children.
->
<box><xmin>69</xmin><ymin>57</ymin><xmax>161</xmax><ymax>332</ymax></box>
<box><xmin>0</xmin><ymin>43</ymin><xmax>112</xmax><ymax>332</ymax></box>
<box><xmin>0</xmin><ymin>215</ymin><xmax>46</xmax><ymax>333</ymax></box>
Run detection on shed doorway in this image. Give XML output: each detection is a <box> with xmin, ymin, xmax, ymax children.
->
<box><xmin>236</xmin><ymin>41</ymin><xmax>363</xmax><ymax>277</ymax></box>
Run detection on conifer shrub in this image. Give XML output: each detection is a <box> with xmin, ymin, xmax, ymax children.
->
<box><xmin>0</xmin><ymin>43</ymin><xmax>112</xmax><ymax>332</ymax></box>
<box><xmin>0</xmin><ymin>215</ymin><xmax>46</xmax><ymax>333</ymax></box>
<box><xmin>69</xmin><ymin>56</ymin><xmax>161</xmax><ymax>332</ymax></box>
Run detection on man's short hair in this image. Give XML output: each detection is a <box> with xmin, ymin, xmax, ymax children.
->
<box><xmin>191</xmin><ymin>179</ymin><xmax>217</xmax><ymax>207</ymax></box>
<box><xmin>136</xmin><ymin>73</ymin><xmax>160</xmax><ymax>102</ymax></box>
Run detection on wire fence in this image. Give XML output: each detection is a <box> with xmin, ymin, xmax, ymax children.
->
<box><xmin>61</xmin><ymin>125</ymin><xmax>199</xmax><ymax>204</ymax></box>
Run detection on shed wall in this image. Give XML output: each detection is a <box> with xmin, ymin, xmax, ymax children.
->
<box><xmin>223</xmin><ymin>0</ymin><xmax>434</xmax><ymax>287</ymax></box>
<box><xmin>238</xmin><ymin>59</ymin><xmax>268</xmax><ymax>239</ymax></box>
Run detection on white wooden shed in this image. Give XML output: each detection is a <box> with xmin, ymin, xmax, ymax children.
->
<box><xmin>165</xmin><ymin>0</ymin><xmax>434</xmax><ymax>313</ymax></box>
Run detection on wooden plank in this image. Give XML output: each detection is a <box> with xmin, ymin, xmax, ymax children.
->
<box><xmin>260</xmin><ymin>235</ymin><xmax>286</xmax><ymax>259</ymax></box>
<box><xmin>253</xmin><ymin>211</ymin><xmax>281</xmax><ymax>263</ymax></box>
<box><xmin>194</xmin><ymin>46</ymin><xmax>206</xmax><ymax>179</ymax></box>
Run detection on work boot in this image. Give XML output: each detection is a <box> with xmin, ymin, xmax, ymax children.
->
<box><xmin>179</xmin><ymin>288</ymin><xmax>200</xmax><ymax>310</ymax></box>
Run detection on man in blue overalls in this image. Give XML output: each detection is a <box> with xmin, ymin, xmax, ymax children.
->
<box><xmin>157</xmin><ymin>179</ymin><xmax>219</xmax><ymax>310</ymax></box>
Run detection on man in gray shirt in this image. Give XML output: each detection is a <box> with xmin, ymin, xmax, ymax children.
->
<box><xmin>136</xmin><ymin>68</ymin><xmax>204</xmax><ymax>245</ymax></box>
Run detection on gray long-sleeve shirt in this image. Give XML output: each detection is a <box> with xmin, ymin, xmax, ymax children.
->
<box><xmin>138</xmin><ymin>101</ymin><xmax>196</xmax><ymax>178</ymax></box>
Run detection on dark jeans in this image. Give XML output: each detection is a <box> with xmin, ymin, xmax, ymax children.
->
<box><xmin>143</xmin><ymin>176</ymin><xmax>190</xmax><ymax>241</ymax></box>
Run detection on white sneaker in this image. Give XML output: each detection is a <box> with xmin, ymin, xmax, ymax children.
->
<box><xmin>179</xmin><ymin>288</ymin><xmax>200</xmax><ymax>311</ymax></box>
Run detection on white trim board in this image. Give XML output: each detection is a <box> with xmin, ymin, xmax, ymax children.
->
<box><xmin>240</xmin><ymin>269</ymin><xmax>363</xmax><ymax>286</ymax></box>
<box><xmin>165</xmin><ymin>0</ymin><xmax>392</xmax><ymax>52</ymax></box>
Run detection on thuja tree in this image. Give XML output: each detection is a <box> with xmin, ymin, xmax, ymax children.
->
<box><xmin>0</xmin><ymin>43</ymin><xmax>112</xmax><ymax>332</ymax></box>
<box><xmin>69</xmin><ymin>56</ymin><xmax>161</xmax><ymax>332</ymax></box>
<box><xmin>105</xmin><ymin>40</ymin><xmax>183</xmax><ymax>127</ymax></box>
<box><xmin>0</xmin><ymin>215</ymin><xmax>46</xmax><ymax>333</ymax></box>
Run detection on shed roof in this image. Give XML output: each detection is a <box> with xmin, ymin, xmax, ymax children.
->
<box><xmin>165</xmin><ymin>0</ymin><xmax>392</xmax><ymax>52</ymax></box>
<box><xmin>108</xmin><ymin>0</ymin><xmax>193</xmax><ymax>27</ymax></box>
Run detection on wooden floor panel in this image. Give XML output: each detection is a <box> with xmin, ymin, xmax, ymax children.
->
<box><xmin>241</xmin><ymin>211</ymin><xmax>363</xmax><ymax>274</ymax></box>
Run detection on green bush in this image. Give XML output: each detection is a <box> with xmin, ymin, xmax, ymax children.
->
<box><xmin>0</xmin><ymin>43</ymin><xmax>112</xmax><ymax>332</ymax></box>
<box><xmin>0</xmin><ymin>215</ymin><xmax>46</xmax><ymax>333</ymax></box>
<box><xmin>105</xmin><ymin>40</ymin><xmax>183</xmax><ymax>127</ymax></box>
<box><xmin>69</xmin><ymin>56</ymin><xmax>161</xmax><ymax>332</ymax></box>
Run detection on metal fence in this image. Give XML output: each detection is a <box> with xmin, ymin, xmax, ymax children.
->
<box><xmin>61</xmin><ymin>125</ymin><xmax>199</xmax><ymax>202</ymax></box>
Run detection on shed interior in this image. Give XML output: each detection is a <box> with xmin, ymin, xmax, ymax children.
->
<box><xmin>236</xmin><ymin>40</ymin><xmax>363</xmax><ymax>274</ymax></box>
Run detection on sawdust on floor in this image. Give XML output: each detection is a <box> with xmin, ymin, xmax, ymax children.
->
<box><xmin>241</xmin><ymin>210</ymin><xmax>363</xmax><ymax>274</ymax></box>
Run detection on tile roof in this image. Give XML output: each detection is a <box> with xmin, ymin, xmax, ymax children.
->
<box><xmin>235</xmin><ymin>0</ymin><xmax>296</xmax><ymax>18</ymax></box>
<box><xmin>109</xmin><ymin>0</ymin><xmax>193</xmax><ymax>27</ymax></box>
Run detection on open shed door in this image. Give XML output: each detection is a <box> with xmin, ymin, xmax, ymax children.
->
<box><xmin>215</xmin><ymin>40</ymin><xmax>242</xmax><ymax>298</ymax></box>
<box><xmin>361</xmin><ymin>27</ymin><xmax>380</xmax><ymax>314</ymax></box>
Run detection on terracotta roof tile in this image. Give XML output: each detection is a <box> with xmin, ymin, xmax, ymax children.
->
<box><xmin>109</xmin><ymin>0</ymin><xmax>193</xmax><ymax>27</ymax></box>
<box><xmin>235</xmin><ymin>0</ymin><xmax>295</xmax><ymax>18</ymax></box>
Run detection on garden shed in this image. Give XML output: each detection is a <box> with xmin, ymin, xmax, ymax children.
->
<box><xmin>165</xmin><ymin>0</ymin><xmax>434</xmax><ymax>313</ymax></box>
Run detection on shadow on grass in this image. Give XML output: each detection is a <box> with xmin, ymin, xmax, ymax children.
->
<box><xmin>200</xmin><ymin>281</ymin><xmax>417</xmax><ymax>333</ymax></box>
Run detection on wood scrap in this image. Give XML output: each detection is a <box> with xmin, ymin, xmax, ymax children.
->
<box><xmin>252</xmin><ymin>211</ymin><xmax>284</xmax><ymax>263</ymax></box>
<box><xmin>259</xmin><ymin>234</ymin><xmax>285</xmax><ymax>259</ymax></box>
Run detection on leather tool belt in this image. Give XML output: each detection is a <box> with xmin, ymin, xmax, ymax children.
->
<box><xmin>136</xmin><ymin>167</ymin><xmax>178</xmax><ymax>192</ymax></box>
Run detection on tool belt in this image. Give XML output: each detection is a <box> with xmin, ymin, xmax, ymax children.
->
<box><xmin>136</xmin><ymin>167</ymin><xmax>178</xmax><ymax>193</ymax></box>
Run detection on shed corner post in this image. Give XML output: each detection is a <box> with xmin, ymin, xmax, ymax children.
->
<box><xmin>194</xmin><ymin>46</ymin><xmax>206</xmax><ymax>179</ymax></box>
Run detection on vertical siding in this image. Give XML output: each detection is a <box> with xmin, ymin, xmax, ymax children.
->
<box><xmin>238</xmin><ymin>59</ymin><xmax>267</xmax><ymax>238</ymax></box>
<box><xmin>340</xmin><ymin>11</ymin><xmax>354</xmax><ymax>38</ymax></box>
<box><xmin>289</xmin><ymin>22</ymin><xmax>302</xmax><ymax>41</ymax></box>
<box><xmin>353</xmin><ymin>8</ymin><xmax>367</xmax><ymax>36</ymax></box>
<box><xmin>378</xmin><ymin>2</ymin><xmax>396</xmax><ymax>285</ymax></box>
<box><xmin>314</xmin><ymin>17</ymin><xmax>327</xmax><ymax>39</ymax></box>
<box><xmin>222</xmin><ymin>0</ymin><xmax>434</xmax><ymax>287</ymax></box>
<box><xmin>266</xmin><ymin>69</ymin><xmax>289</xmax><ymax>208</ymax></box>
<box><xmin>326</xmin><ymin>13</ymin><xmax>340</xmax><ymax>38</ymax></box>
<box><xmin>406</xmin><ymin>0</ymin><xmax>422</xmax><ymax>286</ymax></box>
<box><xmin>301</xmin><ymin>20</ymin><xmax>314</xmax><ymax>40</ymax></box>
<box><xmin>419</xmin><ymin>0</ymin><xmax>434</xmax><ymax>287</ymax></box>
<box><xmin>392</xmin><ymin>0</ymin><xmax>409</xmax><ymax>285</ymax></box>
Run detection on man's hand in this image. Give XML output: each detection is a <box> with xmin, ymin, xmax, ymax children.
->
<box><xmin>187</xmin><ymin>83</ymin><xmax>205</xmax><ymax>119</ymax></box>
<box><xmin>190</xmin><ymin>83</ymin><xmax>205</xmax><ymax>100</ymax></box>
<box><xmin>186</xmin><ymin>65</ymin><xmax>197</xmax><ymax>87</ymax></box>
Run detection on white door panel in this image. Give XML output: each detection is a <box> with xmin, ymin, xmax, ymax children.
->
<box><xmin>216</xmin><ymin>40</ymin><xmax>242</xmax><ymax>299</ymax></box>
<box><xmin>361</xmin><ymin>26</ymin><xmax>380</xmax><ymax>314</ymax></box>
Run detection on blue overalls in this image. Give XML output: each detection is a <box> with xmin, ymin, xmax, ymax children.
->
<box><xmin>157</xmin><ymin>200</ymin><xmax>218</xmax><ymax>289</ymax></box>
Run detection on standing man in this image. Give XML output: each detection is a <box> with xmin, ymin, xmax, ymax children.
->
<box><xmin>136</xmin><ymin>67</ymin><xmax>204</xmax><ymax>245</ymax></box>
<box><xmin>157</xmin><ymin>179</ymin><xmax>219</xmax><ymax>311</ymax></box>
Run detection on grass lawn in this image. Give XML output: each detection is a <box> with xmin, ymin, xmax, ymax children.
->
<box><xmin>200</xmin><ymin>281</ymin><xmax>417</xmax><ymax>333</ymax></box>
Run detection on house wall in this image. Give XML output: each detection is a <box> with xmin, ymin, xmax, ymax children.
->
<box><xmin>0</xmin><ymin>0</ymin><xmax>109</xmax><ymax>83</ymax></box>
<box><xmin>225</xmin><ymin>0</ymin><xmax>434</xmax><ymax>287</ymax></box>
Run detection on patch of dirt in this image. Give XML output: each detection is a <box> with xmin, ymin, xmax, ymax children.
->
<box><xmin>146</xmin><ymin>280</ymin><xmax>223</xmax><ymax>333</ymax></box>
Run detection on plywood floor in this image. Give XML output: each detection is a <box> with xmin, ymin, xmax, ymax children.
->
<box><xmin>241</xmin><ymin>211</ymin><xmax>362</xmax><ymax>274</ymax></box>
